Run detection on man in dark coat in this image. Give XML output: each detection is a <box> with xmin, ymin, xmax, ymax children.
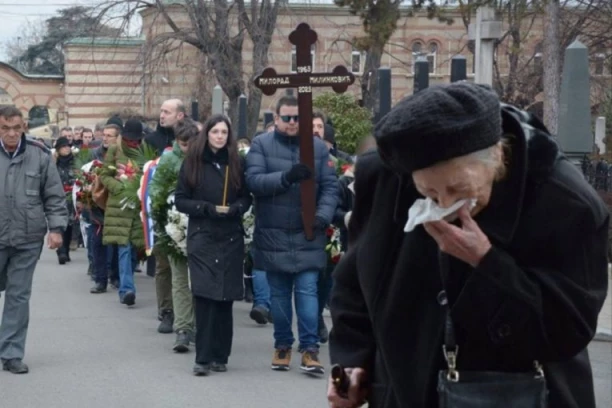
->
<box><xmin>328</xmin><ymin>83</ymin><xmax>609</xmax><ymax>408</ymax></box>
<box><xmin>246</xmin><ymin>95</ymin><xmax>338</xmax><ymax>376</ymax></box>
<box><xmin>144</xmin><ymin>99</ymin><xmax>186</xmax><ymax>333</ymax></box>
<box><xmin>145</xmin><ymin>99</ymin><xmax>185</xmax><ymax>155</ymax></box>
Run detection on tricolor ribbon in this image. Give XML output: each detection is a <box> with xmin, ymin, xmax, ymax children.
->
<box><xmin>140</xmin><ymin>158</ymin><xmax>159</xmax><ymax>256</ymax></box>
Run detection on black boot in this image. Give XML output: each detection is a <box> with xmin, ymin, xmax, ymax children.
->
<box><xmin>57</xmin><ymin>251</ymin><xmax>69</xmax><ymax>265</ymax></box>
<box><xmin>318</xmin><ymin>316</ymin><xmax>329</xmax><ymax>344</ymax></box>
<box><xmin>244</xmin><ymin>277</ymin><xmax>254</xmax><ymax>303</ymax></box>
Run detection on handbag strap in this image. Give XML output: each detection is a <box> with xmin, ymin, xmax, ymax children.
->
<box><xmin>437</xmin><ymin>250</ymin><xmax>545</xmax><ymax>383</ymax></box>
<box><xmin>437</xmin><ymin>250</ymin><xmax>460</xmax><ymax>381</ymax></box>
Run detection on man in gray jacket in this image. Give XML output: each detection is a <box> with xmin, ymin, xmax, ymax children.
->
<box><xmin>0</xmin><ymin>106</ymin><xmax>67</xmax><ymax>374</ymax></box>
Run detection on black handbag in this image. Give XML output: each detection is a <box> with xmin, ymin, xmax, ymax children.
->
<box><xmin>436</xmin><ymin>252</ymin><xmax>548</xmax><ymax>408</ymax></box>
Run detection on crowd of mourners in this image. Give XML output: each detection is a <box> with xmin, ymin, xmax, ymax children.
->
<box><xmin>42</xmin><ymin>95</ymin><xmax>363</xmax><ymax>377</ymax></box>
<box><xmin>1</xmin><ymin>82</ymin><xmax>608</xmax><ymax>408</ymax></box>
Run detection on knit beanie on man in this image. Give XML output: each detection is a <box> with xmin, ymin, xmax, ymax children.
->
<box><xmin>375</xmin><ymin>82</ymin><xmax>502</xmax><ymax>174</ymax></box>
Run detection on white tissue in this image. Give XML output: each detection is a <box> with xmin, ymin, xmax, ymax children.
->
<box><xmin>404</xmin><ymin>197</ymin><xmax>477</xmax><ymax>233</ymax></box>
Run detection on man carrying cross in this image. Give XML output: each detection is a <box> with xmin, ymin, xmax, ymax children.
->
<box><xmin>245</xmin><ymin>95</ymin><xmax>338</xmax><ymax>376</ymax></box>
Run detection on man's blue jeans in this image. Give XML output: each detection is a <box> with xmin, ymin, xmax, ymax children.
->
<box><xmin>86</xmin><ymin>224</ymin><xmax>94</xmax><ymax>265</ymax></box>
<box><xmin>252</xmin><ymin>269</ymin><xmax>270</xmax><ymax>311</ymax></box>
<box><xmin>267</xmin><ymin>270</ymin><xmax>319</xmax><ymax>351</ymax></box>
<box><xmin>117</xmin><ymin>243</ymin><xmax>135</xmax><ymax>299</ymax></box>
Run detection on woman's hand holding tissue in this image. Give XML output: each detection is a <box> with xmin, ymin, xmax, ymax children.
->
<box><xmin>423</xmin><ymin>203</ymin><xmax>491</xmax><ymax>267</ymax></box>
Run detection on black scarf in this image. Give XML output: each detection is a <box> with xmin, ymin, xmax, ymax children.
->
<box><xmin>57</xmin><ymin>153</ymin><xmax>74</xmax><ymax>168</ymax></box>
<box><xmin>203</xmin><ymin>144</ymin><xmax>229</xmax><ymax>165</ymax></box>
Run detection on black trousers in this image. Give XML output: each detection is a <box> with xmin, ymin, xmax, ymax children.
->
<box><xmin>194</xmin><ymin>296</ymin><xmax>234</xmax><ymax>365</ymax></box>
<box><xmin>56</xmin><ymin>224</ymin><xmax>73</xmax><ymax>257</ymax></box>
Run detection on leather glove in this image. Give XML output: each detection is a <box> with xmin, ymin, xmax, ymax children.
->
<box><xmin>199</xmin><ymin>202</ymin><xmax>223</xmax><ymax>219</ymax></box>
<box><xmin>284</xmin><ymin>163</ymin><xmax>312</xmax><ymax>184</ymax></box>
<box><xmin>227</xmin><ymin>203</ymin><xmax>242</xmax><ymax>217</ymax></box>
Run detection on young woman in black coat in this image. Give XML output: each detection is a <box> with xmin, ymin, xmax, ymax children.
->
<box><xmin>174</xmin><ymin>114</ymin><xmax>252</xmax><ymax>376</ymax></box>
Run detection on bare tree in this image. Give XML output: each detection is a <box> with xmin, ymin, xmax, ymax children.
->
<box><xmin>543</xmin><ymin>0</ymin><xmax>561</xmax><ymax>134</ymax></box>
<box><xmin>96</xmin><ymin>0</ymin><xmax>281</xmax><ymax>137</ymax></box>
<box><xmin>3</xmin><ymin>20</ymin><xmax>46</xmax><ymax>67</ymax></box>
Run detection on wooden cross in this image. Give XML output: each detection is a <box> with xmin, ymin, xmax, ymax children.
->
<box><xmin>254</xmin><ymin>23</ymin><xmax>355</xmax><ymax>240</ymax></box>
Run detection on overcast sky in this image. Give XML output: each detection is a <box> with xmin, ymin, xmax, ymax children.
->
<box><xmin>0</xmin><ymin>0</ymin><xmax>107</xmax><ymax>62</ymax></box>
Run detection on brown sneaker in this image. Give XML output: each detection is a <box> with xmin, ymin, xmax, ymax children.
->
<box><xmin>271</xmin><ymin>348</ymin><xmax>291</xmax><ymax>371</ymax></box>
<box><xmin>300</xmin><ymin>350</ymin><xmax>324</xmax><ymax>376</ymax></box>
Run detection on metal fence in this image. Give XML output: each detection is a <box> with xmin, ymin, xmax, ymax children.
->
<box><xmin>582</xmin><ymin>156</ymin><xmax>612</xmax><ymax>204</ymax></box>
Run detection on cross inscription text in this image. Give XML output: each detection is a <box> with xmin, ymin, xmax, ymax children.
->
<box><xmin>254</xmin><ymin>22</ymin><xmax>355</xmax><ymax>240</ymax></box>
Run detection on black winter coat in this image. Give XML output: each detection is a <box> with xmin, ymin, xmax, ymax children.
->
<box><xmin>329</xmin><ymin>105</ymin><xmax>609</xmax><ymax>408</ymax></box>
<box><xmin>145</xmin><ymin>124</ymin><xmax>175</xmax><ymax>156</ymax></box>
<box><xmin>174</xmin><ymin>146</ymin><xmax>252</xmax><ymax>301</ymax></box>
<box><xmin>245</xmin><ymin>130</ymin><xmax>338</xmax><ymax>274</ymax></box>
<box><xmin>56</xmin><ymin>154</ymin><xmax>76</xmax><ymax>225</ymax></box>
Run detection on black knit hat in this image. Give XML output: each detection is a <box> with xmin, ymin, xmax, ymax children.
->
<box><xmin>106</xmin><ymin>115</ymin><xmax>123</xmax><ymax>132</ymax></box>
<box><xmin>122</xmin><ymin>118</ymin><xmax>144</xmax><ymax>141</ymax></box>
<box><xmin>375</xmin><ymin>82</ymin><xmax>502</xmax><ymax>174</ymax></box>
<box><xmin>323</xmin><ymin>124</ymin><xmax>335</xmax><ymax>145</ymax></box>
<box><xmin>54</xmin><ymin>136</ymin><xmax>71</xmax><ymax>150</ymax></box>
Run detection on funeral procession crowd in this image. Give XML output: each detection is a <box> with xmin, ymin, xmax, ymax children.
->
<box><xmin>0</xmin><ymin>82</ymin><xmax>609</xmax><ymax>408</ymax></box>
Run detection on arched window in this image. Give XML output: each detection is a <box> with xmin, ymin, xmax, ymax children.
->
<box><xmin>351</xmin><ymin>46</ymin><xmax>367</xmax><ymax>74</ymax></box>
<box><xmin>291</xmin><ymin>45</ymin><xmax>315</xmax><ymax>73</ymax></box>
<box><xmin>533</xmin><ymin>42</ymin><xmax>543</xmax><ymax>73</ymax></box>
<box><xmin>427</xmin><ymin>42</ymin><xmax>439</xmax><ymax>74</ymax></box>
<box><xmin>411</xmin><ymin>41</ymin><xmax>423</xmax><ymax>74</ymax></box>
<box><xmin>467</xmin><ymin>40</ymin><xmax>476</xmax><ymax>74</ymax></box>
<box><xmin>593</xmin><ymin>48</ymin><xmax>606</xmax><ymax>75</ymax></box>
<box><xmin>28</xmin><ymin>106</ymin><xmax>51</xmax><ymax>129</ymax></box>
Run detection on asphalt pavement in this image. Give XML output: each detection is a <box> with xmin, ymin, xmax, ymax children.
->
<box><xmin>0</xmin><ymin>247</ymin><xmax>610</xmax><ymax>407</ymax></box>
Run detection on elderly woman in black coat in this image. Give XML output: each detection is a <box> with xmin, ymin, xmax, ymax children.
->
<box><xmin>174</xmin><ymin>114</ymin><xmax>252</xmax><ymax>376</ymax></box>
<box><xmin>328</xmin><ymin>83</ymin><xmax>609</xmax><ymax>408</ymax></box>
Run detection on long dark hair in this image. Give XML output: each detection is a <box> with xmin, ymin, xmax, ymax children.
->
<box><xmin>184</xmin><ymin>114</ymin><xmax>242</xmax><ymax>190</ymax></box>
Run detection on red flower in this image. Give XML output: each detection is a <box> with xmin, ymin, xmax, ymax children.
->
<box><xmin>341</xmin><ymin>164</ymin><xmax>351</xmax><ymax>174</ymax></box>
<box><xmin>331</xmin><ymin>254</ymin><xmax>342</xmax><ymax>264</ymax></box>
<box><xmin>63</xmin><ymin>185</ymin><xmax>73</xmax><ymax>193</ymax></box>
<box><xmin>76</xmin><ymin>191</ymin><xmax>83</xmax><ymax>199</ymax></box>
<box><xmin>92</xmin><ymin>160</ymin><xmax>103</xmax><ymax>168</ymax></box>
<box><xmin>75</xmin><ymin>179</ymin><xmax>83</xmax><ymax>187</ymax></box>
<box><xmin>326</xmin><ymin>227</ymin><xmax>334</xmax><ymax>238</ymax></box>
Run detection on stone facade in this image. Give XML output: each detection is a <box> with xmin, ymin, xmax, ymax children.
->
<box><xmin>0</xmin><ymin>62</ymin><xmax>64</xmax><ymax>120</ymax></box>
<box><xmin>0</xmin><ymin>3</ymin><xmax>609</xmax><ymax>128</ymax></box>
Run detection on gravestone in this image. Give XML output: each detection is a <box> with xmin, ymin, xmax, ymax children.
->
<box><xmin>377</xmin><ymin>67</ymin><xmax>392</xmax><ymax>122</ymax></box>
<box><xmin>212</xmin><ymin>85</ymin><xmax>224</xmax><ymax>115</ymax></box>
<box><xmin>413</xmin><ymin>56</ymin><xmax>429</xmax><ymax>94</ymax></box>
<box><xmin>191</xmin><ymin>100</ymin><xmax>199</xmax><ymax>121</ymax></box>
<box><xmin>254</xmin><ymin>23</ymin><xmax>355</xmax><ymax>240</ymax></box>
<box><xmin>595</xmin><ymin>116</ymin><xmax>606</xmax><ymax>154</ymax></box>
<box><xmin>238</xmin><ymin>94</ymin><xmax>248</xmax><ymax>139</ymax></box>
<box><xmin>557</xmin><ymin>40</ymin><xmax>592</xmax><ymax>161</ymax></box>
<box><xmin>469</xmin><ymin>7</ymin><xmax>501</xmax><ymax>86</ymax></box>
<box><xmin>263</xmin><ymin>111</ymin><xmax>274</xmax><ymax>129</ymax></box>
<box><xmin>450</xmin><ymin>55</ymin><xmax>467</xmax><ymax>83</ymax></box>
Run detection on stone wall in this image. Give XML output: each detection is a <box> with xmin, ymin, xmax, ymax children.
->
<box><xmin>0</xmin><ymin>62</ymin><xmax>64</xmax><ymax>120</ymax></box>
<box><xmin>63</xmin><ymin>38</ymin><xmax>144</xmax><ymax>127</ymax></box>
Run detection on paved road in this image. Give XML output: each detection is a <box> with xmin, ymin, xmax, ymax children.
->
<box><xmin>1</xmin><ymin>247</ymin><xmax>610</xmax><ymax>407</ymax></box>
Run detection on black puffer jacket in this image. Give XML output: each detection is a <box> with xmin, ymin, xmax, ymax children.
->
<box><xmin>245</xmin><ymin>130</ymin><xmax>339</xmax><ymax>274</ymax></box>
